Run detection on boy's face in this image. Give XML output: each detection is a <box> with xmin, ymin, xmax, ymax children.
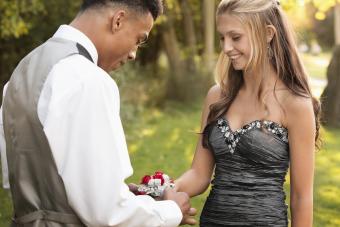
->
<box><xmin>99</xmin><ymin>11</ymin><xmax>154</xmax><ymax>72</ymax></box>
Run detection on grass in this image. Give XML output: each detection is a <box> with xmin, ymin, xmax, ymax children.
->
<box><xmin>0</xmin><ymin>179</ymin><xmax>11</xmax><ymax>226</ymax></box>
<box><xmin>0</xmin><ymin>52</ymin><xmax>337</xmax><ymax>226</ymax></box>
<box><xmin>313</xmin><ymin>128</ymin><xmax>340</xmax><ymax>227</ymax></box>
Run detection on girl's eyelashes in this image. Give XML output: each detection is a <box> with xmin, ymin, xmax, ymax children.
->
<box><xmin>232</xmin><ymin>36</ymin><xmax>241</xmax><ymax>41</ymax></box>
<box><xmin>219</xmin><ymin>35</ymin><xmax>241</xmax><ymax>42</ymax></box>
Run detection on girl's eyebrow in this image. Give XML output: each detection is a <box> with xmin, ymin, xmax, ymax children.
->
<box><xmin>226</xmin><ymin>30</ymin><xmax>242</xmax><ymax>35</ymax></box>
<box><xmin>218</xmin><ymin>29</ymin><xmax>243</xmax><ymax>36</ymax></box>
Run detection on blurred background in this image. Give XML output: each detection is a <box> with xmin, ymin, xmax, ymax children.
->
<box><xmin>0</xmin><ymin>0</ymin><xmax>339</xmax><ymax>226</ymax></box>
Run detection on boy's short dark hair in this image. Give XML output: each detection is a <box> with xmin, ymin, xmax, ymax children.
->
<box><xmin>81</xmin><ymin>0</ymin><xmax>163</xmax><ymax>20</ymax></box>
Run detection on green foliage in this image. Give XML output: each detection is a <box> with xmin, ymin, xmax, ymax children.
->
<box><xmin>280</xmin><ymin>0</ymin><xmax>340</xmax><ymax>48</ymax></box>
<box><xmin>0</xmin><ymin>0</ymin><xmax>45</xmax><ymax>38</ymax></box>
<box><xmin>305</xmin><ymin>3</ymin><xmax>335</xmax><ymax>48</ymax></box>
<box><xmin>111</xmin><ymin>63</ymin><xmax>170</xmax><ymax>122</ymax></box>
<box><xmin>0</xmin><ymin>0</ymin><xmax>83</xmax><ymax>39</ymax></box>
<box><xmin>306</xmin><ymin>0</ymin><xmax>340</xmax><ymax>19</ymax></box>
<box><xmin>0</xmin><ymin>0</ymin><xmax>82</xmax><ymax>105</ymax></box>
<box><xmin>0</xmin><ymin>0</ymin><xmax>211</xmax><ymax>104</ymax></box>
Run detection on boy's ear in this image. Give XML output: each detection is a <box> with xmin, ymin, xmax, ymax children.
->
<box><xmin>266</xmin><ymin>25</ymin><xmax>276</xmax><ymax>43</ymax></box>
<box><xmin>111</xmin><ymin>10</ymin><xmax>127</xmax><ymax>33</ymax></box>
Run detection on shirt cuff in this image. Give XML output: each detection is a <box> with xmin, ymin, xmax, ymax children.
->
<box><xmin>0</xmin><ymin>141</ymin><xmax>10</xmax><ymax>189</ymax></box>
<box><xmin>153</xmin><ymin>200</ymin><xmax>182</xmax><ymax>227</ymax></box>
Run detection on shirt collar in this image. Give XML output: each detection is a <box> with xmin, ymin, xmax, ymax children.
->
<box><xmin>53</xmin><ymin>25</ymin><xmax>99</xmax><ymax>65</ymax></box>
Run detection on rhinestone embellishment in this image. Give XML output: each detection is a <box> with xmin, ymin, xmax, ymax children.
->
<box><xmin>217</xmin><ymin>118</ymin><xmax>289</xmax><ymax>154</ymax></box>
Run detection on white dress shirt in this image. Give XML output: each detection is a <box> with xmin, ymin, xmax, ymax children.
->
<box><xmin>0</xmin><ymin>25</ymin><xmax>182</xmax><ymax>227</ymax></box>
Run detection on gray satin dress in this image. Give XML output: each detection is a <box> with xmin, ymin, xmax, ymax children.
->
<box><xmin>200</xmin><ymin>118</ymin><xmax>290</xmax><ymax>227</ymax></box>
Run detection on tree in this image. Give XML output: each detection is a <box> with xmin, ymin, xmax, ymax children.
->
<box><xmin>0</xmin><ymin>0</ymin><xmax>214</xmax><ymax>104</ymax></box>
<box><xmin>0</xmin><ymin>0</ymin><xmax>81</xmax><ymax>103</ymax></box>
<box><xmin>321</xmin><ymin>9</ymin><xmax>340</xmax><ymax>126</ymax></box>
<box><xmin>307</xmin><ymin>0</ymin><xmax>340</xmax><ymax>44</ymax></box>
<box><xmin>335</xmin><ymin>3</ymin><xmax>340</xmax><ymax>45</ymax></box>
<box><xmin>156</xmin><ymin>0</ymin><xmax>215</xmax><ymax>101</ymax></box>
<box><xmin>160</xmin><ymin>10</ymin><xmax>185</xmax><ymax>99</ymax></box>
<box><xmin>181</xmin><ymin>0</ymin><xmax>198</xmax><ymax>73</ymax></box>
<box><xmin>203</xmin><ymin>0</ymin><xmax>216</xmax><ymax>73</ymax></box>
<box><xmin>320</xmin><ymin>46</ymin><xmax>340</xmax><ymax>126</ymax></box>
<box><xmin>309</xmin><ymin>0</ymin><xmax>340</xmax><ymax>126</ymax></box>
<box><xmin>0</xmin><ymin>0</ymin><xmax>45</xmax><ymax>39</ymax></box>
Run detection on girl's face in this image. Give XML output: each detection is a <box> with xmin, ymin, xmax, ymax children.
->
<box><xmin>217</xmin><ymin>13</ymin><xmax>251</xmax><ymax>71</ymax></box>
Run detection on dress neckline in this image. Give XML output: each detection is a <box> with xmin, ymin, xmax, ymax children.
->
<box><xmin>216</xmin><ymin>117</ymin><xmax>289</xmax><ymax>154</ymax></box>
<box><xmin>221</xmin><ymin>116</ymin><xmax>288</xmax><ymax>133</ymax></box>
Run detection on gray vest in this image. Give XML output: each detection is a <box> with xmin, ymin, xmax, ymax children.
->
<box><xmin>3</xmin><ymin>37</ymin><xmax>94</xmax><ymax>226</ymax></box>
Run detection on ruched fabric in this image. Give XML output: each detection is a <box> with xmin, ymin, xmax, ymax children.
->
<box><xmin>200</xmin><ymin>118</ymin><xmax>289</xmax><ymax>227</ymax></box>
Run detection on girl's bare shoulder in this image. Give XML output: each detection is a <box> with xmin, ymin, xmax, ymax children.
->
<box><xmin>280</xmin><ymin>91</ymin><xmax>315</xmax><ymax>128</ymax></box>
<box><xmin>205</xmin><ymin>84</ymin><xmax>224</xmax><ymax>105</ymax></box>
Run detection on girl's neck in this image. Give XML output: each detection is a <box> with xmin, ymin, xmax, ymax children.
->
<box><xmin>241</xmin><ymin>65</ymin><xmax>279</xmax><ymax>96</ymax></box>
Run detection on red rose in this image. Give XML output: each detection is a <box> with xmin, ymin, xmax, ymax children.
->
<box><xmin>153</xmin><ymin>174</ymin><xmax>165</xmax><ymax>185</ymax></box>
<box><xmin>154</xmin><ymin>171</ymin><xmax>163</xmax><ymax>176</ymax></box>
<box><xmin>141</xmin><ymin>175</ymin><xmax>152</xmax><ymax>185</ymax></box>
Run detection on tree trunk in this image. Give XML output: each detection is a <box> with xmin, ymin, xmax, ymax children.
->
<box><xmin>321</xmin><ymin>45</ymin><xmax>340</xmax><ymax>127</ymax></box>
<box><xmin>180</xmin><ymin>0</ymin><xmax>197</xmax><ymax>73</ymax></box>
<box><xmin>335</xmin><ymin>3</ymin><xmax>340</xmax><ymax>45</ymax></box>
<box><xmin>161</xmin><ymin>23</ymin><xmax>182</xmax><ymax>74</ymax></box>
<box><xmin>160</xmin><ymin>12</ymin><xmax>186</xmax><ymax>100</ymax></box>
<box><xmin>203</xmin><ymin>0</ymin><xmax>215</xmax><ymax>72</ymax></box>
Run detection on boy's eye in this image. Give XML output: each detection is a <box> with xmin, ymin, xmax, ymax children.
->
<box><xmin>232</xmin><ymin>36</ymin><xmax>241</xmax><ymax>41</ymax></box>
<box><xmin>220</xmin><ymin>36</ymin><xmax>225</xmax><ymax>41</ymax></box>
<box><xmin>137</xmin><ymin>39</ymin><xmax>146</xmax><ymax>47</ymax></box>
<box><xmin>138</xmin><ymin>42</ymin><xmax>147</xmax><ymax>48</ymax></box>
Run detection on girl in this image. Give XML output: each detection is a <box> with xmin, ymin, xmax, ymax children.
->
<box><xmin>175</xmin><ymin>0</ymin><xmax>320</xmax><ymax>226</ymax></box>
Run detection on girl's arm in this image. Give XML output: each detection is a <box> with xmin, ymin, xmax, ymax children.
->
<box><xmin>286</xmin><ymin>96</ymin><xmax>315</xmax><ymax>227</ymax></box>
<box><xmin>175</xmin><ymin>85</ymin><xmax>221</xmax><ymax>197</ymax></box>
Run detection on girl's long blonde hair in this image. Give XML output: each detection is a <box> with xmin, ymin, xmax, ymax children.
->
<box><xmin>205</xmin><ymin>0</ymin><xmax>321</xmax><ymax>147</ymax></box>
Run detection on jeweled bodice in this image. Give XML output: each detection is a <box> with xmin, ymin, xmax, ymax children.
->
<box><xmin>200</xmin><ymin>118</ymin><xmax>290</xmax><ymax>227</ymax></box>
<box><xmin>216</xmin><ymin>118</ymin><xmax>289</xmax><ymax>154</ymax></box>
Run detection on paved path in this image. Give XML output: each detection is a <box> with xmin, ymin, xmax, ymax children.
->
<box><xmin>310</xmin><ymin>77</ymin><xmax>327</xmax><ymax>98</ymax></box>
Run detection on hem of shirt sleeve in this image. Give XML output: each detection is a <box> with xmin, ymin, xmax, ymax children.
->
<box><xmin>2</xmin><ymin>182</ymin><xmax>10</xmax><ymax>189</ymax></box>
<box><xmin>1</xmin><ymin>151</ymin><xmax>10</xmax><ymax>189</ymax></box>
<box><xmin>153</xmin><ymin>200</ymin><xmax>183</xmax><ymax>227</ymax></box>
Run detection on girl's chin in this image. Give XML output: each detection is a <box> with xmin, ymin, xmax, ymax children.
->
<box><xmin>232</xmin><ymin>62</ymin><xmax>246</xmax><ymax>71</ymax></box>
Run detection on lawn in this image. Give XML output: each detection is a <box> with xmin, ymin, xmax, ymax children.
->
<box><xmin>0</xmin><ymin>52</ymin><xmax>338</xmax><ymax>226</ymax></box>
<box><xmin>0</xmin><ymin>176</ymin><xmax>11</xmax><ymax>226</ymax></box>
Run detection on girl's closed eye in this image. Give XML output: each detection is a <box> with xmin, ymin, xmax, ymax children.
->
<box><xmin>232</xmin><ymin>36</ymin><xmax>241</xmax><ymax>41</ymax></box>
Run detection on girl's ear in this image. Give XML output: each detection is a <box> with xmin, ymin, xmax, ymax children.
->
<box><xmin>266</xmin><ymin>25</ymin><xmax>276</xmax><ymax>43</ymax></box>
